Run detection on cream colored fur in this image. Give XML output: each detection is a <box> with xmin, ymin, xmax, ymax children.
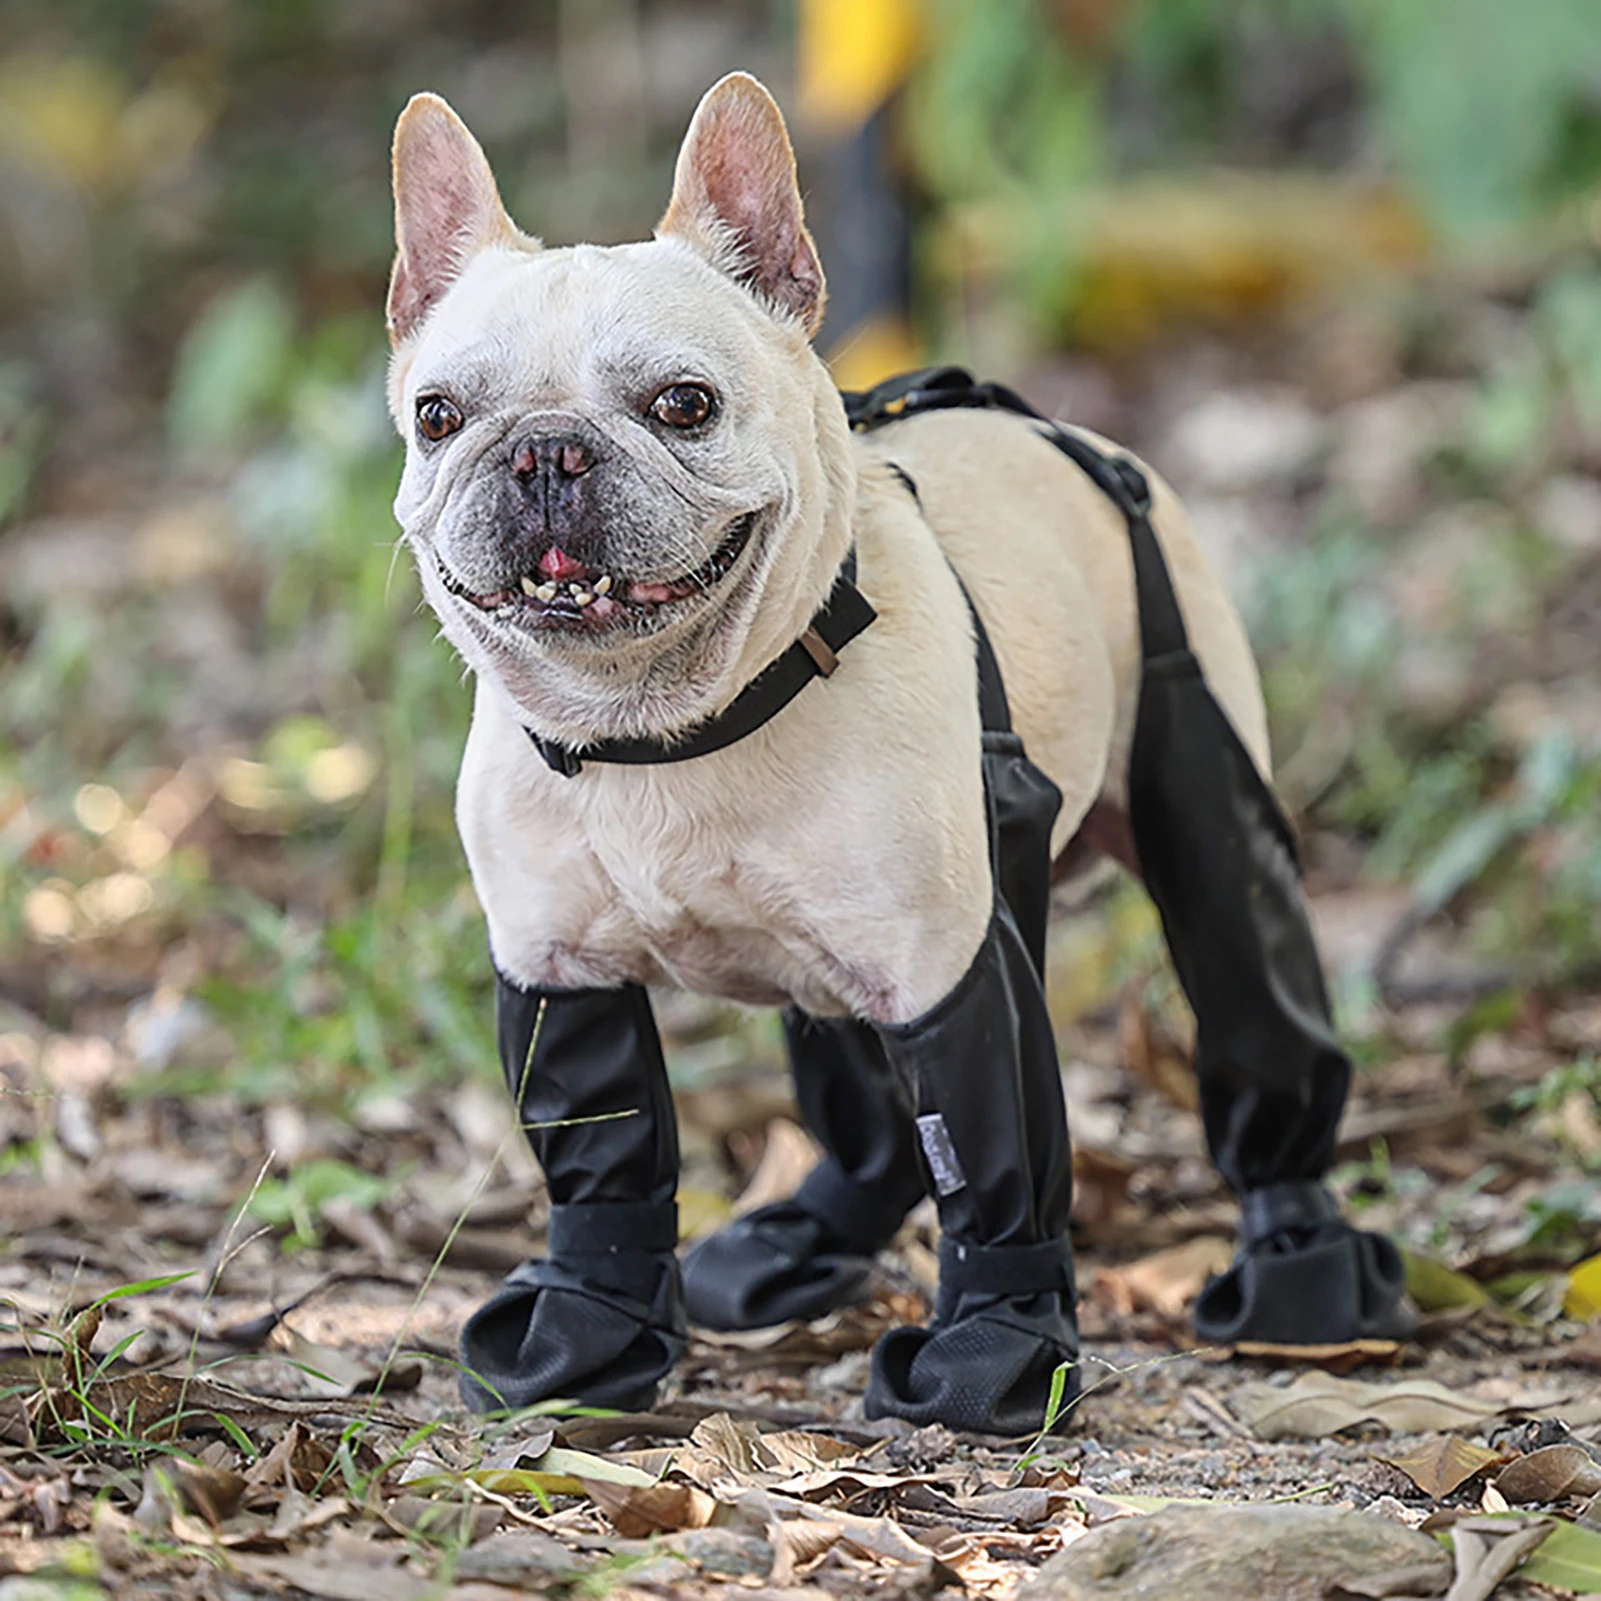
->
<box><xmin>389</xmin><ymin>74</ymin><xmax>1272</xmax><ymax>1026</ymax></box>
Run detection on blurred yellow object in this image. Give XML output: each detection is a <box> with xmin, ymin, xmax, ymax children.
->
<box><xmin>939</xmin><ymin>174</ymin><xmax>1432</xmax><ymax>351</ymax></box>
<box><xmin>0</xmin><ymin>55</ymin><xmax>124</xmax><ymax>187</ymax></box>
<box><xmin>799</xmin><ymin>0</ymin><xmax>922</xmax><ymax>133</ymax></box>
<box><xmin>827</xmin><ymin>315</ymin><xmax>924</xmax><ymax>391</ymax></box>
<box><xmin>1565</xmin><ymin>1252</ymin><xmax>1601</xmax><ymax>1321</ymax></box>
<box><xmin>0</xmin><ymin>54</ymin><xmax>210</xmax><ymax>192</ymax></box>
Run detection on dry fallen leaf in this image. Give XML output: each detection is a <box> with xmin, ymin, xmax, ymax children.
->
<box><xmin>1377</xmin><ymin>1436</ymin><xmax>1504</xmax><ymax>1500</ymax></box>
<box><xmin>1493</xmin><ymin>1444</ymin><xmax>1601</xmax><ymax>1504</ymax></box>
<box><xmin>767</xmin><ymin>1490</ymin><xmax>951</xmax><ymax>1565</ymax></box>
<box><xmin>1231</xmin><ymin>1339</ymin><xmax>1405</xmax><ymax>1373</ymax></box>
<box><xmin>771</xmin><ymin>1467</ymin><xmax>946</xmax><ymax>1502</ymax></box>
<box><xmin>680</xmin><ymin>1412</ymin><xmax>765</xmax><ymax>1483</ymax></box>
<box><xmin>734</xmin><ymin>1117</ymin><xmax>823</xmax><ymax>1215</ymax></box>
<box><xmin>1095</xmin><ymin>1237</ymin><xmax>1233</xmax><ymax>1318</ymax></box>
<box><xmin>229</xmin><ymin>1552</ymin><xmax>437</xmax><ymax>1601</ymax></box>
<box><xmin>171</xmin><ymin>1458</ymin><xmax>248</xmax><ymax>1522</ymax></box>
<box><xmin>951</xmin><ymin>1486</ymin><xmax>1077</xmax><ymax>1527</ymax></box>
<box><xmin>750</xmin><ymin>1428</ymin><xmax>862</xmax><ymax>1474</ymax></box>
<box><xmin>583</xmin><ymin>1477</ymin><xmax>721</xmax><ymax>1537</ymax></box>
<box><xmin>244</xmin><ymin>1421</ymin><xmax>336</xmax><ymax>1501</ymax></box>
<box><xmin>1444</xmin><ymin>1513</ymin><xmax>1553</xmax><ymax>1601</ymax></box>
<box><xmin>1237</xmin><ymin>1372</ymin><xmax>1581</xmax><ymax>1441</ymax></box>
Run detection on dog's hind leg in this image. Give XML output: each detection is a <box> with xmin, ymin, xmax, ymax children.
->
<box><xmin>681</xmin><ymin>1013</ymin><xmax>926</xmax><ymax>1329</ymax></box>
<box><xmin>458</xmin><ymin>978</ymin><xmax>687</xmax><ymax>1412</ymax></box>
<box><xmin>1119</xmin><ymin>474</ymin><xmax>1416</xmax><ymax>1347</ymax></box>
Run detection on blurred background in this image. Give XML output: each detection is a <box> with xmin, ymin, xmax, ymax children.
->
<box><xmin>2</xmin><ymin>1</ymin><xmax>1601</xmax><ymax>1322</ymax></box>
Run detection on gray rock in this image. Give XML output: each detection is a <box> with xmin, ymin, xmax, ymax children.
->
<box><xmin>660</xmin><ymin>1526</ymin><xmax>776</xmax><ymax>1578</ymax></box>
<box><xmin>454</xmin><ymin>1529</ymin><xmax>589</xmax><ymax>1584</ymax></box>
<box><xmin>1019</xmin><ymin>1503</ymin><xmax>1451</xmax><ymax>1600</ymax></box>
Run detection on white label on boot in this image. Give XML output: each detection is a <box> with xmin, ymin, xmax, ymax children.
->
<box><xmin>916</xmin><ymin>1114</ymin><xmax>967</xmax><ymax>1196</ymax></box>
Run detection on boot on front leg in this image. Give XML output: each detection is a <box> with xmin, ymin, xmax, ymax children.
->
<box><xmin>459</xmin><ymin>975</ymin><xmax>686</xmax><ymax>1412</ymax></box>
<box><xmin>863</xmin><ymin>908</ymin><xmax>1080</xmax><ymax>1437</ymax></box>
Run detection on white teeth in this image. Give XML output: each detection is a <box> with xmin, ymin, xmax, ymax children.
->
<box><xmin>571</xmin><ymin>588</ymin><xmax>594</xmax><ymax>607</ymax></box>
<box><xmin>534</xmin><ymin>582</ymin><xmax>558</xmax><ymax>602</ymax></box>
<box><xmin>520</xmin><ymin>575</ymin><xmax>538</xmax><ymax>596</ymax></box>
<box><xmin>594</xmin><ymin>574</ymin><xmax>612</xmax><ymax>595</ymax></box>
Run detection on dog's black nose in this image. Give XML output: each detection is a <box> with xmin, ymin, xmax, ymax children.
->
<box><xmin>510</xmin><ymin>435</ymin><xmax>596</xmax><ymax>481</ymax></box>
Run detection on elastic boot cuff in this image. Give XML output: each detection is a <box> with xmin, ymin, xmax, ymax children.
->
<box><xmin>864</xmin><ymin>1288</ymin><xmax>1080</xmax><ymax>1437</ymax></box>
<box><xmin>1194</xmin><ymin>1210</ymin><xmax>1417</xmax><ymax>1346</ymax></box>
<box><xmin>939</xmin><ymin>1235</ymin><xmax>1076</xmax><ymax>1297</ymax></box>
<box><xmin>459</xmin><ymin>1212</ymin><xmax>686</xmax><ymax>1414</ymax></box>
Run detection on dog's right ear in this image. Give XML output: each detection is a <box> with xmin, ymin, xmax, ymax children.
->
<box><xmin>388</xmin><ymin>94</ymin><xmax>518</xmax><ymax>345</ymax></box>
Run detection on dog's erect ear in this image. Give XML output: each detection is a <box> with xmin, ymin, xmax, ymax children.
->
<box><xmin>388</xmin><ymin>94</ymin><xmax>518</xmax><ymax>345</ymax></box>
<box><xmin>658</xmin><ymin>73</ymin><xmax>826</xmax><ymax>336</ymax></box>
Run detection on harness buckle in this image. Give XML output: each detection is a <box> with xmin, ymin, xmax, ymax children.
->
<box><xmin>798</xmin><ymin>626</ymin><xmax>840</xmax><ymax>678</ymax></box>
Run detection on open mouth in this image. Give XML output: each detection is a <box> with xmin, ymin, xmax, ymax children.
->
<box><xmin>436</xmin><ymin>512</ymin><xmax>757</xmax><ymax>629</ymax></box>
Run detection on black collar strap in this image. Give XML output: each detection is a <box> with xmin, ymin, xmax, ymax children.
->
<box><xmin>526</xmin><ymin>551</ymin><xmax>876</xmax><ymax>776</ymax></box>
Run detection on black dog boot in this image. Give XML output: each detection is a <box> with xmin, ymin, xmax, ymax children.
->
<box><xmin>682</xmin><ymin>1010</ymin><xmax>926</xmax><ymax>1329</ymax></box>
<box><xmin>1117</xmin><ymin>460</ymin><xmax>1415</xmax><ymax>1347</ymax></box>
<box><xmin>1194</xmin><ymin>1180</ymin><xmax>1416</xmax><ymax>1345</ymax></box>
<box><xmin>864</xmin><ymin>907</ymin><xmax>1079</xmax><ymax>1436</ymax></box>
<box><xmin>461</xmin><ymin>1200</ymin><xmax>684</xmax><ymax>1410</ymax></box>
<box><xmin>459</xmin><ymin>976</ymin><xmax>687</xmax><ymax>1412</ymax></box>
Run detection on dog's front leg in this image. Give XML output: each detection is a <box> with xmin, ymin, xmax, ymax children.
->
<box><xmin>850</xmin><ymin>724</ymin><xmax>1079</xmax><ymax>1437</ymax></box>
<box><xmin>458</xmin><ymin>978</ymin><xmax>685</xmax><ymax>1413</ymax></box>
<box><xmin>860</xmin><ymin>897</ymin><xmax>1079</xmax><ymax>1437</ymax></box>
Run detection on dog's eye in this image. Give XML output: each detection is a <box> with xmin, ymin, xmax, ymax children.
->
<box><xmin>649</xmin><ymin>383</ymin><xmax>715</xmax><ymax>430</ymax></box>
<box><xmin>416</xmin><ymin>395</ymin><xmax>464</xmax><ymax>442</ymax></box>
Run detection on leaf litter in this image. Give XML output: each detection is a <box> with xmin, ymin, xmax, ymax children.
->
<box><xmin>6</xmin><ymin>1000</ymin><xmax>1601</xmax><ymax>1600</ymax></box>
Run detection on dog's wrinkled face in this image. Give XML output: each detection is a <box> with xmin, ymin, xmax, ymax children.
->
<box><xmin>387</xmin><ymin>74</ymin><xmax>855</xmax><ymax>743</ymax></box>
<box><xmin>398</xmin><ymin>243</ymin><xmax>794</xmax><ymax>641</ymax></box>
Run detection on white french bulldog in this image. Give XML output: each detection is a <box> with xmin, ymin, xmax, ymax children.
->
<box><xmin>383</xmin><ymin>72</ymin><xmax>1403</xmax><ymax>1435</ymax></box>
<box><xmin>388</xmin><ymin>72</ymin><xmax>1269</xmax><ymax>1022</ymax></box>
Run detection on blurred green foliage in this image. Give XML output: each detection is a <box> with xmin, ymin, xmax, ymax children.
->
<box><xmin>913</xmin><ymin>0</ymin><xmax>1601</xmax><ymax>231</ymax></box>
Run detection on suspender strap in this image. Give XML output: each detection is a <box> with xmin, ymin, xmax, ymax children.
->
<box><xmin>968</xmin><ymin>592</ymin><xmax>1012</xmax><ymax>736</ymax></box>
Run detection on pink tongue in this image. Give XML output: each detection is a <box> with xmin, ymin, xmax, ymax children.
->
<box><xmin>538</xmin><ymin>546</ymin><xmax>586</xmax><ymax>581</ymax></box>
<box><xmin>627</xmin><ymin>580</ymin><xmax>680</xmax><ymax>604</ymax></box>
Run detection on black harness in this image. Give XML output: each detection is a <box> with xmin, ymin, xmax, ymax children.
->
<box><xmin>524</xmin><ymin>365</ymin><xmax>1175</xmax><ymax>774</ymax></box>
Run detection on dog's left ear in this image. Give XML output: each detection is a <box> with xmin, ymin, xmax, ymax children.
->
<box><xmin>659</xmin><ymin>73</ymin><xmax>826</xmax><ymax>336</ymax></box>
